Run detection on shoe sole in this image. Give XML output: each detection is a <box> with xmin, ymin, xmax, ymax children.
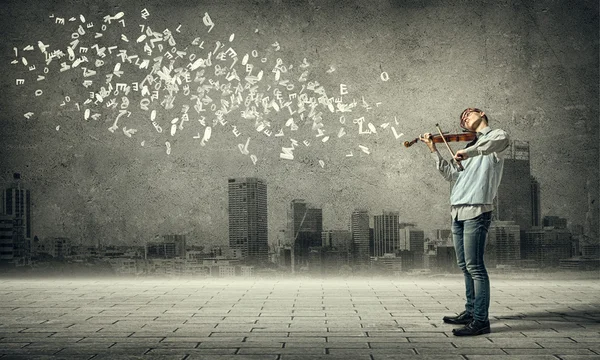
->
<box><xmin>443</xmin><ymin>318</ymin><xmax>473</xmax><ymax>325</ymax></box>
<box><xmin>452</xmin><ymin>327</ymin><xmax>491</xmax><ymax>336</ymax></box>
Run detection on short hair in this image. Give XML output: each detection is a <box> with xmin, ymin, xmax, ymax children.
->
<box><xmin>460</xmin><ymin>108</ymin><xmax>488</xmax><ymax>129</ymax></box>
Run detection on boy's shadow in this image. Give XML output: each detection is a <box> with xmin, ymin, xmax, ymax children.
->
<box><xmin>491</xmin><ymin>306</ymin><xmax>600</xmax><ymax>333</ymax></box>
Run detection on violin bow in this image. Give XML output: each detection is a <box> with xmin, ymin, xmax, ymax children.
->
<box><xmin>435</xmin><ymin>123</ymin><xmax>464</xmax><ymax>172</ymax></box>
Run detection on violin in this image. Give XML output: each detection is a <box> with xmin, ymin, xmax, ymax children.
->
<box><xmin>403</xmin><ymin>131</ymin><xmax>476</xmax><ymax>148</ymax></box>
<box><xmin>404</xmin><ymin>124</ymin><xmax>477</xmax><ymax>172</ymax></box>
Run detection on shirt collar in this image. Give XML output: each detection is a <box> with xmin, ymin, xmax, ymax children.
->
<box><xmin>477</xmin><ymin>126</ymin><xmax>492</xmax><ymax>136</ymax></box>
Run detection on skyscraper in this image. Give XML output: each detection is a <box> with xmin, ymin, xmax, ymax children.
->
<box><xmin>373</xmin><ymin>211</ymin><xmax>400</xmax><ymax>257</ymax></box>
<box><xmin>351</xmin><ymin>209</ymin><xmax>370</xmax><ymax>266</ymax></box>
<box><xmin>146</xmin><ymin>235</ymin><xmax>186</xmax><ymax>259</ymax></box>
<box><xmin>398</xmin><ymin>223</ymin><xmax>422</xmax><ymax>251</ymax></box>
<box><xmin>543</xmin><ymin>216</ymin><xmax>568</xmax><ymax>229</ymax></box>
<box><xmin>2</xmin><ymin>173</ymin><xmax>31</xmax><ymax>239</ymax></box>
<box><xmin>2</xmin><ymin>173</ymin><xmax>31</xmax><ymax>265</ymax></box>
<box><xmin>486</xmin><ymin>221</ymin><xmax>521</xmax><ymax>267</ymax></box>
<box><xmin>523</xmin><ymin>227</ymin><xmax>572</xmax><ymax>267</ymax></box>
<box><xmin>496</xmin><ymin>140</ymin><xmax>534</xmax><ymax>230</ymax></box>
<box><xmin>288</xmin><ymin>199</ymin><xmax>322</xmax><ymax>270</ymax></box>
<box><xmin>228</xmin><ymin>178</ymin><xmax>268</xmax><ymax>265</ymax></box>
<box><xmin>0</xmin><ymin>215</ymin><xmax>14</xmax><ymax>263</ymax></box>
<box><xmin>322</xmin><ymin>230</ymin><xmax>352</xmax><ymax>253</ymax></box>
<box><xmin>436</xmin><ymin>229</ymin><xmax>452</xmax><ymax>242</ymax></box>
<box><xmin>399</xmin><ymin>224</ymin><xmax>425</xmax><ymax>268</ymax></box>
<box><xmin>531</xmin><ymin>176</ymin><xmax>541</xmax><ymax>227</ymax></box>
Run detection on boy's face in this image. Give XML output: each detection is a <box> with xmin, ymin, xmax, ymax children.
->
<box><xmin>461</xmin><ymin>110</ymin><xmax>485</xmax><ymax>131</ymax></box>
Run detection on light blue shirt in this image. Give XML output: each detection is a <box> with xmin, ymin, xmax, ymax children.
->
<box><xmin>431</xmin><ymin>126</ymin><xmax>510</xmax><ymax>220</ymax></box>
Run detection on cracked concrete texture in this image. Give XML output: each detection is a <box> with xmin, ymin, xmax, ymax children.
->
<box><xmin>0</xmin><ymin>276</ymin><xmax>598</xmax><ymax>359</ymax></box>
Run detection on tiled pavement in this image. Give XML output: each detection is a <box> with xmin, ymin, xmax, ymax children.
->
<box><xmin>0</xmin><ymin>275</ymin><xmax>598</xmax><ymax>360</ymax></box>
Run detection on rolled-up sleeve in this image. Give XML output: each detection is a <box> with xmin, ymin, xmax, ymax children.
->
<box><xmin>464</xmin><ymin>129</ymin><xmax>510</xmax><ymax>158</ymax></box>
<box><xmin>431</xmin><ymin>150</ymin><xmax>459</xmax><ymax>182</ymax></box>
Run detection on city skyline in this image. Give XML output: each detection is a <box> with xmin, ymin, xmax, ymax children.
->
<box><xmin>3</xmin><ymin>167</ymin><xmax>596</xmax><ymax>273</ymax></box>
<box><xmin>0</xmin><ymin>145</ymin><xmax>594</xmax><ymax>249</ymax></box>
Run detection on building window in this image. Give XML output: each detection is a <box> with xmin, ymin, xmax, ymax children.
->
<box><xmin>5</xmin><ymin>190</ymin><xmax>12</xmax><ymax>215</ymax></box>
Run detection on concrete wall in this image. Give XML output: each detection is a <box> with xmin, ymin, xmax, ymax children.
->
<box><xmin>0</xmin><ymin>0</ymin><xmax>597</xmax><ymax>250</ymax></box>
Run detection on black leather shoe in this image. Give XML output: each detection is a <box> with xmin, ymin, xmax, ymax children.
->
<box><xmin>452</xmin><ymin>320</ymin><xmax>491</xmax><ymax>336</ymax></box>
<box><xmin>443</xmin><ymin>310</ymin><xmax>473</xmax><ymax>325</ymax></box>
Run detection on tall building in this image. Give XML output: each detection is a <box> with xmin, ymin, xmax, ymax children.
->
<box><xmin>373</xmin><ymin>211</ymin><xmax>400</xmax><ymax>257</ymax></box>
<box><xmin>322</xmin><ymin>230</ymin><xmax>352</xmax><ymax>268</ymax></box>
<box><xmin>523</xmin><ymin>227</ymin><xmax>572</xmax><ymax>267</ymax></box>
<box><xmin>531</xmin><ymin>176</ymin><xmax>541</xmax><ymax>227</ymax></box>
<box><xmin>399</xmin><ymin>224</ymin><xmax>425</xmax><ymax>268</ymax></box>
<box><xmin>370</xmin><ymin>253</ymin><xmax>403</xmax><ymax>275</ymax></box>
<box><xmin>162</xmin><ymin>235</ymin><xmax>186</xmax><ymax>258</ymax></box>
<box><xmin>581</xmin><ymin>243</ymin><xmax>600</xmax><ymax>258</ymax></box>
<box><xmin>274</xmin><ymin>229</ymin><xmax>292</xmax><ymax>270</ymax></box>
<box><xmin>369</xmin><ymin>227</ymin><xmax>374</xmax><ymax>257</ymax></box>
<box><xmin>322</xmin><ymin>230</ymin><xmax>352</xmax><ymax>252</ymax></box>
<box><xmin>496</xmin><ymin>141</ymin><xmax>535</xmax><ymax>230</ymax></box>
<box><xmin>288</xmin><ymin>199</ymin><xmax>322</xmax><ymax>270</ymax></box>
<box><xmin>486</xmin><ymin>221</ymin><xmax>521</xmax><ymax>267</ymax></box>
<box><xmin>351</xmin><ymin>209</ymin><xmax>370</xmax><ymax>266</ymax></box>
<box><xmin>146</xmin><ymin>235</ymin><xmax>186</xmax><ymax>259</ymax></box>
<box><xmin>46</xmin><ymin>237</ymin><xmax>72</xmax><ymax>259</ymax></box>
<box><xmin>0</xmin><ymin>215</ymin><xmax>14</xmax><ymax>263</ymax></box>
<box><xmin>2</xmin><ymin>174</ymin><xmax>32</xmax><ymax>240</ymax></box>
<box><xmin>397</xmin><ymin>250</ymin><xmax>416</xmax><ymax>271</ymax></box>
<box><xmin>543</xmin><ymin>216</ymin><xmax>568</xmax><ymax>229</ymax></box>
<box><xmin>399</xmin><ymin>224</ymin><xmax>425</xmax><ymax>253</ymax></box>
<box><xmin>434</xmin><ymin>245</ymin><xmax>457</xmax><ymax>273</ymax></box>
<box><xmin>278</xmin><ymin>246</ymin><xmax>293</xmax><ymax>268</ymax></box>
<box><xmin>228</xmin><ymin>178</ymin><xmax>268</xmax><ymax>265</ymax></box>
<box><xmin>436</xmin><ymin>229</ymin><xmax>452</xmax><ymax>242</ymax></box>
<box><xmin>2</xmin><ymin>173</ymin><xmax>32</xmax><ymax>265</ymax></box>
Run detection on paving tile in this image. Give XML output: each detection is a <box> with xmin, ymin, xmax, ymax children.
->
<box><xmin>373</xmin><ymin>356</ymin><xmax>466</xmax><ymax>360</ymax></box>
<box><xmin>79</xmin><ymin>337</ymin><xmax>163</xmax><ymax>344</ymax></box>
<box><xmin>465</xmin><ymin>356</ymin><xmax>559</xmax><ymax>360</ymax></box>
<box><xmin>370</xmin><ymin>342</ymin><xmax>456</xmax><ymax>349</ymax></box>
<box><xmin>91</xmin><ymin>356</ymin><xmax>186</xmax><ymax>360</ymax></box>
<box><xmin>502</xmin><ymin>348</ymin><xmax>597</xmax><ymax>355</ymax></box>
<box><xmin>186</xmin><ymin>356</ymin><xmax>277</xmax><ymax>360</ymax></box>
<box><xmin>416</xmin><ymin>347</ymin><xmax>508</xmax><ymax>355</ymax></box>
<box><xmin>289</xmin><ymin>331</ymin><xmax>367</xmax><ymax>337</ymax></box>
<box><xmin>0</xmin><ymin>356</ymin><xmax>93</xmax><ymax>360</ymax></box>
<box><xmin>237</xmin><ymin>347</ymin><xmax>326</xmax><ymax>355</ymax></box>
<box><xmin>285</xmin><ymin>341</ymin><xmax>370</xmax><ymax>348</ymax></box>
<box><xmin>0</xmin><ymin>343</ymin><xmax>28</xmax><ymax>349</ymax></box>
<box><xmin>0</xmin><ymin>345</ymin><xmax>64</xmax><ymax>355</ymax></box>
<box><xmin>329</xmin><ymin>336</ymin><xmax>409</xmax><ymax>343</ymax></box>
<box><xmin>65</xmin><ymin>332</ymin><xmax>135</xmax><ymax>338</ymax></box>
<box><xmin>211</xmin><ymin>332</ymin><xmax>288</xmax><ymax>337</ymax></box>
<box><xmin>328</xmin><ymin>349</ymin><xmax>416</xmax><ymax>356</ymax></box>
<box><xmin>281</xmin><ymin>356</ymin><xmax>372</xmax><ymax>360</ymax></box>
<box><xmin>481</xmin><ymin>338</ymin><xmax>543</xmax><ymax>348</ymax></box>
<box><xmin>535</xmin><ymin>341</ymin><xmax>599</xmax><ymax>349</ymax></box>
<box><xmin>196</xmin><ymin>341</ymin><xmax>258</xmax><ymax>348</ymax></box>
<box><xmin>145</xmin><ymin>348</ymin><xmax>238</xmax><ymax>355</ymax></box>
<box><xmin>246</xmin><ymin>336</ymin><xmax>324</xmax><ymax>342</ymax></box>
<box><xmin>508</xmin><ymin>337</ymin><xmax>577</xmax><ymax>343</ymax></box>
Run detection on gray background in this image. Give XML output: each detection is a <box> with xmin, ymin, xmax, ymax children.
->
<box><xmin>0</xmin><ymin>0</ymin><xmax>597</xmax><ymax>248</ymax></box>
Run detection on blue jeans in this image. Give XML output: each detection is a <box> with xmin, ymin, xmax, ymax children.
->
<box><xmin>452</xmin><ymin>211</ymin><xmax>492</xmax><ymax>323</ymax></box>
